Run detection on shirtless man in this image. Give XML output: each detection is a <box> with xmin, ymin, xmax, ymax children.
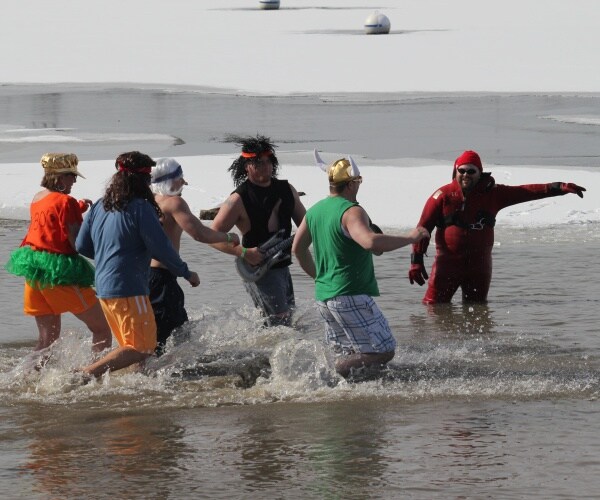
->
<box><xmin>150</xmin><ymin>158</ymin><xmax>240</xmax><ymax>354</ymax></box>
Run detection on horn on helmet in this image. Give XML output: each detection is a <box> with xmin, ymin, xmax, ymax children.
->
<box><xmin>348</xmin><ymin>155</ymin><xmax>361</xmax><ymax>177</ymax></box>
<box><xmin>314</xmin><ymin>149</ymin><xmax>328</xmax><ymax>172</ymax></box>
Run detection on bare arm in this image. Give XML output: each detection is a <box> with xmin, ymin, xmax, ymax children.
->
<box><xmin>290</xmin><ymin>184</ymin><xmax>307</xmax><ymax>227</ymax></box>
<box><xmin>291</xmin><ymin>218</ymin><xmax>316</xmax><ymax>279</ymax></box>
<box><xmin>167</xmin><ymin>196</ymin><xmax>239</xmax><ymax>246</ymax></box>
<box><xmin>344</xmin><ymin>206</ymin><xmax>429</xmax><ymax>253</ymax></box>
<box><xmin>210</xmin><ymin>193</ymin><xmax>263</xmax><ymax>264</ymax></box>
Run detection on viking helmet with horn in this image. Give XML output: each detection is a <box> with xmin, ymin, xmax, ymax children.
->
<box><xmin>314</xmin><ymin>149</ymin><xmax>361</xmax><ymax>185</ymax></box>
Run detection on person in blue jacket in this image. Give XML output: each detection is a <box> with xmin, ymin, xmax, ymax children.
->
<box><xmin>76</xmin><ymin>151</ymin><xmax>200</xmax><ymax>378</ymax></box>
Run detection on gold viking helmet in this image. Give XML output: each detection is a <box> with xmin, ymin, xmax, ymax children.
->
<box><xmin>40</xmin><ymin>153</ymin><xmax>85</xmax><ymax>178</ymax></box>
<box><xmin>313</xmin><ymin>149</ymin><xmax>361</xmax><ymax>185</ymax></box>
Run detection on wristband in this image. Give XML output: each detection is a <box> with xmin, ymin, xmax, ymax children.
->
<box><xmin>411</xmin><ymin>253</ymin><xmax>424</xmax><ymax>265</ymax></box>
<box><xmin>241</xmin><ymin>247</ymin><xmax>247</xmax><ymax>259</ymax></box>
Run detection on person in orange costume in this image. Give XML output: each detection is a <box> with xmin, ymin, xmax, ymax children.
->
<box><xmin>408</xmin><ymin>150</ymin><xmax>586</xmax><ymax>304</ymax></box>
<box><xmin>5</xmin><ymin>153</ymin><xmax>112</xmax><ymax>356</ymax></box>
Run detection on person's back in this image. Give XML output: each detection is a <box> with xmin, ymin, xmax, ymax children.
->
<box><xmin>154</xmin><ymin>194</ymin><xmax>185</xmax><ymax>253</ymax></box>
<box><xmin>75</xmin><ymin>151</ymin><xmax>200</xmax><ymax>379</ymax></box>
<box><xmin>83</xmin><ymin>198</ymin><xmax>186</xmax><ymax>297</ymax></box>
<box><xmin>305</xmin><ymin>195</ymin><xmax>379</xmax><ymax>301</ymax></box>
<box><xmin>5</xmin><ymin>152</ymin><xmax>112</xmax><ymax>358</ymax></box>
<box><xmin>293</xmin><ymin>153</ymin><xmax>428</xmax><ymax>377</ymax></box>
<box><xmin>148</xmin><ymin>158</ymin><xmax>239</xmax><ymax>353</ymax></box>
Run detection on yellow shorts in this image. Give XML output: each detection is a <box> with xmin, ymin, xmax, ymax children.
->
<box><xmin>24</xmin><ymin>282</ymin><xmax>98</xmax><ymax>316</ymax></box>
<box><xmin>99</xmin><ymin>296</ymin><xmax>157</xmax><ymax>354</ymax></box>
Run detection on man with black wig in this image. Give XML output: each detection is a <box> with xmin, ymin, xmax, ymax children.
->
<box><xmin>212</xmin><ymin>135</ymin><xmax>306</xmax><ymax>326</ymax></box>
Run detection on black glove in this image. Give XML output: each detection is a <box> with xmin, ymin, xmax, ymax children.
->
<box><xmin>408</xmin><ymin>253</ymin><xmax>428</xmax><ymax>286</ymax></box>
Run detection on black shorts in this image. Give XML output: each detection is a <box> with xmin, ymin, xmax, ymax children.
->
<box><xmin>149</xmin><ymin>267</ymin><xmax>188</xmax><ymax>351</ymax></box>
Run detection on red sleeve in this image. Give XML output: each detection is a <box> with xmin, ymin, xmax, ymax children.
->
<box><xmin>493</xmin><ymin>183</ymin><xmax>554</xmax><ymax>211</ymax></box>
<box><xmin>412</xmin><ymin>188</ymin><xmax>444</xmax><ymax>254</ymax></box>
<box><xmin>63</xmin><ymin>196</ymin><xmax>84</xmax><ymax>227</ymax></box>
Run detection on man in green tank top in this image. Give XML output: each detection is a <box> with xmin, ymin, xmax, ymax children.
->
<box><xmin>292</xmin><ymin>153</ymin><xmax>429</xmax><ymax>377</ymax></box>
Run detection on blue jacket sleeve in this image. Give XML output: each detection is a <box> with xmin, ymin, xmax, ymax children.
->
<box><xmin>75</xmin><ymin>201</ymin><xmax>97</xmax><ymax>259</ymax></box>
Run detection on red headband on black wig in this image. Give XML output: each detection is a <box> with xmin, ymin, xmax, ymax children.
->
<box><xmin>240</xmin><ymin>150</ymin><xmax>273</xmax><ymax>159</ymax></box>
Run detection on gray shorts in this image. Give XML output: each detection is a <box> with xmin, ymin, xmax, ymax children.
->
<box><xmin>317</xmin><ymin>295</ymin><xmax>396</xmax><ymax>355</ymax></box>
<box><xmin>243</xmin><ymin>266</ymin><xmax>295</xmax><ymax>323</ymax></box>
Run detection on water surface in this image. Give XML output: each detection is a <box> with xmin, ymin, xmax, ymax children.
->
<box><xmin>1</xmin><ymin>218</ymin><xmax>599</xmax><ymax>499</ymax></box>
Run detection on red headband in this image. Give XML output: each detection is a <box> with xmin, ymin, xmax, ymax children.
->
<box><xmin>117</xmin><ymin>161</ymin><xmax>152</xmax><ymax>174</ymax></box>
<box><xmin>241</xmin><ymin>150</ymin><xmax>273</xmax><ymax>159</ymax></box>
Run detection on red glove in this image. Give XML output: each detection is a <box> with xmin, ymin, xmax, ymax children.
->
<box><xmin>560</xmin><ymin>183</ymin><xmax>586</xmax><ymax>198</ymax></box>
<box><xmin>408</xmin><ymin>253</ymin><xmax>428</xmax><ymax>286</ymax></box>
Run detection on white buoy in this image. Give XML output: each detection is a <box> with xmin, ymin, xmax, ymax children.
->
<box><xmin>259</xmin><ymin>0</ymin><xmax>280</xmax><ymax>9</ymax></box>
<box><xmin>364</xmin><ymin>11</ymin><xmax>391</xmax><ymax>35</ymax></box>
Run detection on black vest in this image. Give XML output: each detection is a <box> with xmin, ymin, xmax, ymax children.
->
<box><xmin>235</xmin><ymin>178</ymin><xmax>294</xmax><ymax>253</ymax></box>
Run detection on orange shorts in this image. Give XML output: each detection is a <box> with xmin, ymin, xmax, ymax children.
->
<box><xmin>99</xmin><ymin>296</ymin><xmax>157</xmax><ymax>354</ymax></box>
<box><xmin>24</xmin><ymin>282</ymin><xmax>98</xmax><ymax>316</ymax></box>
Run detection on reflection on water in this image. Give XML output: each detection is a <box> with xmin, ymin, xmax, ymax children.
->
<box><xmin>409</xmin><ymin>302</ymin><xmax>498</xmax><ymax>337</ymax></box>
<box><xmin>18</xmin><ymin>407</ymin><xmax>190</xmax><ymax>499</ymax></box>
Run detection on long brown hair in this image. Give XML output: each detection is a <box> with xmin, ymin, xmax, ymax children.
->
<box><xmin>103</xmin><ymin>152</ymin><xmax>162</xmax><ymax>217</ymax></box>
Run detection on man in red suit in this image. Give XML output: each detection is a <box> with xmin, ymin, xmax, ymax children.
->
<box><xmin>408</xmin><ymin>150</ymin><xmax>586</xmax><ymax>304</ymax></box>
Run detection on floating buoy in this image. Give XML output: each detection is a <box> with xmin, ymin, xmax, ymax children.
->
<box><xmin>259</xmin><ymin>0</ymin><xmax>280</xmax><ymax>9</ymax></box>
<box><xmin>364</xmin><ymin>11</ymin><xmax>391</xmax><ymax>35</ymax></box>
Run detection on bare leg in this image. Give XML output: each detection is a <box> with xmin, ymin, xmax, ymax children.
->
<box><xmin>335</xmin><ymin>351</ymin><xmax>395</xmax><ymax>378</ymax></box>
<box><xmin>81</xmin><ymin>346</ymin><xmax>151</xmax><ymax>378</ymax></box>
<box><xmin>34</xmin><ymin>314</ymin><xmax>61</xmax><ymax>350</ymax></box>
<box><xmin>75</xmin><ymin>302</ymin><xmax>113</xmax><ymax>352</ymax></box>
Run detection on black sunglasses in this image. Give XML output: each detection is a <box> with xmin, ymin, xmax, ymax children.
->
<box><xmin>457</xmin><ymin>168</ymin><xmax>478</xmax><ymax>175</ymax></box>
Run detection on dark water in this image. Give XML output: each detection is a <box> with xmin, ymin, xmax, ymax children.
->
<box><xmin>1</xmin><ymin>218</ymin><xmax>600</xmax><ymax>499</ymax></box>
<box><xmin>2</xmin><ymin>84</ymin><xmax>600</xmax><ymax>167</ymax></box>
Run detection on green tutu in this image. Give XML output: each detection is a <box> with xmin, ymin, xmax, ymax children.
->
<box><xmin>5</xmin><ymin>246</ymin><xmax>95</xmax><ymax>289</ymax></box>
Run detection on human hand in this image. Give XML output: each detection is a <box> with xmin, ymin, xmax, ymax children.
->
<box><xmin>78</xmin><ymin>199</ymin><xmax>93</xmax><ymax>213</ymax></box>
<box><xmin>409</xmin><ymin>264</ymin><xmax>428</xmax><ymax>286</ymax></box>
<box><xmin>242</xmin><ymin>247</ymin><xmax>263</xmax><ymax>266</ymax></box>
<box><xmin>227</xmin><ymin>232</ymin><xmax>240</xmax><ymax>247</ymax></box>
<box><xmin>415</xmin><ymin>226</ymin><xmax>430</xmax><ymax>241</ymax></box>
<box><xmin>187</xmin><ymin>272</ymin><xmax>200</xmax><ymax>287</ymax></box>
<box><xmin>408</xmin><ymin>253</ymin><xmax>428</xmax><ymax>286</ymax></box>
<box><xmin>561</xmin><ymin>183</ymin><xmax>586</xmax><ymax>198</ymax></box>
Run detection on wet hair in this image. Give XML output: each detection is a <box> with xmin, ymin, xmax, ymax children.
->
<box><xmin>227</xmin><ymin>134</ymin><xmax>279</xmax><ymax>187</ymax></box>
<box><xmin>41</xmin><ymin>172</ymin><xmax>68</xmax><ymax>192</ymax></box>
<box><xmin>103</xmin><ymin>152</ymin><xmax>162</xmax><ymax>216</ymax></box>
